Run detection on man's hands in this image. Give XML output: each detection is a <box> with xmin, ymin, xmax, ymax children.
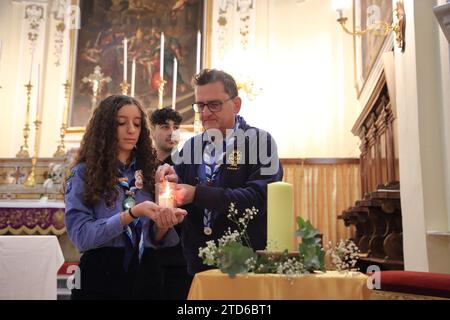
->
<box><xmin>156</xmin><ymin>164</ymin><xmax>196</xmax><ymax>207</ymax></box>
<box><xmin>156</xmin><ymin>164</ymin><xmax>179</xmax><ymax>183</ymax></box>
<box><xmin>174</xmin><ymin>184</ymin><xmax>196</xmax><ymax>206</ymax></box>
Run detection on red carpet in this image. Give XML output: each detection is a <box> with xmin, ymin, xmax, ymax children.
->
<box><xmin>378</xmin><ymin>271</ymin><xmax>450</xmax><ymax>298</ymax></box>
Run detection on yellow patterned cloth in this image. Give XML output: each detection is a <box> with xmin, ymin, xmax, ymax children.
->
<box><xmin>188</xmin><ymin>269</ymin><xmax>371</xmax><ymax>300</ymax></box>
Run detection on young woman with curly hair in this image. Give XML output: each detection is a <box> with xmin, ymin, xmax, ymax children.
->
<box><xmin>65</xmin><ymin>95</ymin><xmax>186</xmax><ymax>299</ymax></box>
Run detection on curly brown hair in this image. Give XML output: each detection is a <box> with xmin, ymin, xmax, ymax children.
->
<box><xmin>71</xmin><ymin>95</ymin><xmax>157</xmax><ymax>208</ymax></box>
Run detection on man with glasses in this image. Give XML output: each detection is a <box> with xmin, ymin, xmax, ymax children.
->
<box><xmin>156</xmin><ymin>69</ymin><xmax>283</xmax><ymax>277</ymax></box>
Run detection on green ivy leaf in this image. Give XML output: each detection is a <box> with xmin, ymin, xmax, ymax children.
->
<box><xmin>217</xmin><ymin>242</ymin><xmax>256</xmax><ymax>277</ymax></box>
<box><xmin>297</xmin><ymin>216</ymin><xmax>325</xmax><ymax>272</ymax></box>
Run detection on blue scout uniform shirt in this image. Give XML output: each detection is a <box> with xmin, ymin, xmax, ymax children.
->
<box><xmin>174</xmin><ymin>115</ymin><xmax>284</xmax><ymax>275</ymax></box>
<box><xmin>64</xmin><ymin>159</ymin><xmax>179</xmax><ymax>253</ymax></box>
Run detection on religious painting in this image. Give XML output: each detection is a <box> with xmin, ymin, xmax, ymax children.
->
<box><xmin>353</xmin><ymin>0</ymin><xmax>393</xmax><ymax>96</ymax></box>
<box><xmin>69</xmin><ymin>0</ymin><xmax>205</xmax><ymax>129</ymax></box>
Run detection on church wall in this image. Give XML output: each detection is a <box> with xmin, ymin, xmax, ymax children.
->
<box><xmin>0</xmin><ymin>0</ymin><xmax>27</xmax><ymax>157</ymax></box>
<box><xmin>209</xmin><ymin>0</ymin><xmax>360</xmax><ymax>158</ymax></box>
<box><xmin>395</xmin><ymin>0</ymin><xmax>450</xmax><ymax>274</ymax></box>
<box><xmin>0</xmin><ymin>0</ymin><xmax>361</xmax><ymax>159</ymax></box>
<box><xmin>0</xmin><ymin>0</ymin><xmax>70</xmax><ymax>159</ymax></box>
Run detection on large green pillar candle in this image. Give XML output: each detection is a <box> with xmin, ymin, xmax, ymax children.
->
<box><xmin>267</xmin><ymin>182</ymin><xmax>295</xmax><ymax>251</ymax></box>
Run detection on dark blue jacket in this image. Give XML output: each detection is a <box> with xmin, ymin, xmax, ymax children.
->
<box><xmin>174</xmin><ymin>116</ymin><xmax>283</xmax><ymax>275</ymax></box>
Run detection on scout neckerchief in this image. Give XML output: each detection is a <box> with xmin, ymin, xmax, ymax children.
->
<box><xmin>119</xmin><ymin>172</ymin><xmax>144</xmax><ymax>271</ymax></box>
<box><xmin>201</xmin><ymin>117</ymin><xmax>240</xmax><ymax>236</ymax></box>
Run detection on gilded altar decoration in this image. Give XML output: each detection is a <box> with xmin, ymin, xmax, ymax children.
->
<box><xmin>216</xmin><ymin>0</ymin><xmax>233</xmax><ymax>61</ymax></box>
<box><xmin>82</xmin><ymin>66</ymin><xmax>112</xmax><ymax>110</ymax></box>
<box><xmin>237</xmin><ymin>0</ymin><xmax>254</xmax><ymax>49</ymax></box>
<box><xmin>25</xmin><ymin>4</ymin><xmax>45</xmax><ymax>53</ymax></box>
<box><xmin>52</xmin><ymin>0</ymin><xmax>70</xmax><ymax>66</ymax></box>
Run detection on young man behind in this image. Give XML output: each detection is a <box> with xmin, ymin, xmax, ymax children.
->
<box><xmin>150</xmin><ymin>107</ymin><xmax>192</xmax><ymax>299</ymax></box>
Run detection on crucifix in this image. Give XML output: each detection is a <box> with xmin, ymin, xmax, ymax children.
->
<box><xmin>82</xmin><ymin>65</ymin><xmax>111</xmax><ymax>110</ymax></box>
<box><xmin>11</xmin><ymin>166</ymin><xmax>26</xmax><ymax>184</ymax></box>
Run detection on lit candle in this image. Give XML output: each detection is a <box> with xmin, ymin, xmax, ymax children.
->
<box><xmin>123</xmin><ymin>38</ymin><xmax>128</xmax><ymax>82</ymax></box>
<box><xmin>158</xmin><ymin>180</ymin><xmax>174</xmax><ymax>208</ymax></box>
<box><xmin>172</xmin><ymin>57</ymin><xmax>177</xmax><ymax>110</ymax></box>
<box><xmin>36</xmin><ymin>64</ymin><xmax>40</xmax><ymax>120</ymax></box>
<box><xmin>196</xmin><ymin>31</ymin><xmax>201</xmax><ymax>74</ymax></box>
<box><xmin>160</xmin><ymin>32</ymin><xmax>165</xmax><ymax>82</ymax></box>
<box><xmin>29</xmin><ymin>52</ymin><xmax>34</xmax><ymax>84</ymax></box>
<box><xmin>267</xmin><ymin>182</ymin><xmax>295</xmax><ymax>251</ymax></box>
<box><xmin>131</xmin><ymin>58</ymin><xmax>136</xmax><ymax>97</ymax></box>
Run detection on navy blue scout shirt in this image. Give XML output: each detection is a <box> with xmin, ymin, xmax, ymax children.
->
<box><xmin>174</xmin><ymin>116</ymin><xmax>283</xmax><ymax>275</ymax></box>
<box><xmin>64</xmin><ymin>160</ymin><xmax>179</xmax><ymax>253</ymax></box>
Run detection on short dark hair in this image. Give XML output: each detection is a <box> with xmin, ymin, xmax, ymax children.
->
<box><xmin>191</xmin><ymin>69</ymin><xmax>238</xmax><ymax>98</ymax></box>
<box><xmin>150</xmin><ymin>107</ymin><xmax>183</xmax><ymax>126</ymax></box>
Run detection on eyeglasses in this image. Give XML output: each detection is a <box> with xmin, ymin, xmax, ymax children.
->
<box><xmin>192</xmin><ymin>97</ymin><xmax>235</xmax><ymax>113</ymax></box>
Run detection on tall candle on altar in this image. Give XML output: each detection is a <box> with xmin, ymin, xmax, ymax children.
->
<box><xmin>123</xmin><ymin>38</ymin><xmax>128</xmax><ymax>82</ymax></box>
<box><xmin>267</xmin><ymin>182</ymin><xmax>295</xmax><ymax>251</ymax></box>
<box><xmin>196</xmin><ymin>31</ymin><xmax>201</xmax><ymax>74</ymax></box>
<box><xmin>171</xmin><ymin>57</ymin><xmax>177</xmax><ymax>110</ymax></box>
<box><xmin>160</xmin><ymin>32</ymin><xmax>165</xmax><ymax>81</ymax></box>
<box><xmin>131</xmin><ymin>58</ymin><xmax>136</xmax><ymax>97</ymax></box>
<box><xmin>29</xmin><ymin>52</ymin><xmax>34</xmax><ymax>84</ymax></box>
<box><xmin>36</xmin><ymin>64</ymin><xmax>41</xmax><ymax>120</ymax></box>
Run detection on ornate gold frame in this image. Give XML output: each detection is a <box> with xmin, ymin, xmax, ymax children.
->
<box><xmin>352</xmin><ymin>0</ymin><xmax>397</xmax><ymax>98</ymax></box>
<box><xmin>66</xmin><ymin>0</ymin><xmax>213</xmax><ymax>134</ymax></box>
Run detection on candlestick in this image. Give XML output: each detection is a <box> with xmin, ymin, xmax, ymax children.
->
<box><xmin>267</xmin><ymin>182</ymin><xmax>295</xmax><ymax>251</ymax></box>
<box><xmin>160</xmin><ymin>32</ymin><xmax>165</xmax><ymax>81</ymax></box>
<box><xmin>16</xmin><ymin>83</ymin><xmax>33</xmax><ymax>158</ymax></box>
<box><xmin>23</xmin><ymin>118</ymin><xmax>42</xmax><ymax>188</ymax></box>
<box><xmin>120</xmin><ymin>80</ymin><xmax>129</xmax><ymax>95</ymax></box>
<box><xmin>331</xmin><ymin>0</ymin><xmax>352</xmax><ymax>19</ymax></box>
<box><xmin>54</xmin><ymin>80</ymin><xmax>71</xmax><ymax>157</ymax></box>
<box><xmin>196</xmin><ymin>31</ymin><xmax>201</xmax><ymax>74</ymax></box>
<box><xmin>131</xmin><ymin>58</ymin><xmax>136</xmax><ymax>97</ymax></box>
<box><xmin>123</xmin><ymin>38</ymin><xmax>128</xmax><ymax>82</ymax></box>
<box><xmin>158</xmin><ymin>79</ymin><xmax>166</xmax><ymax>109</ymax></box>
<box><xmin>172</xmin><ymin>57</ymin><xmax>177</xmax><ymax>110</ymax></box>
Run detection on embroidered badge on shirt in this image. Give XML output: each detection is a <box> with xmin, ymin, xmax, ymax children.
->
<box><xmin>134</xmin><ymin>170</ymin><xmax>144</xmax><ymax>189</ymax></box>
<box><xmin>227</xmin><ymin>150</ymin><xmax>241</xmax><ymax>170</ymax></box>
<box><xmin>64</xmin><ymin>169</ymin><xmax>76</xmax><ymax>194</ymax></box>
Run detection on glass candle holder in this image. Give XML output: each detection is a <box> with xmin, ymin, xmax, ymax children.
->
<box><xmin>156</xmin><ymin>180</ymin><xmax>176</xmax><ymax>208</ymax></box>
